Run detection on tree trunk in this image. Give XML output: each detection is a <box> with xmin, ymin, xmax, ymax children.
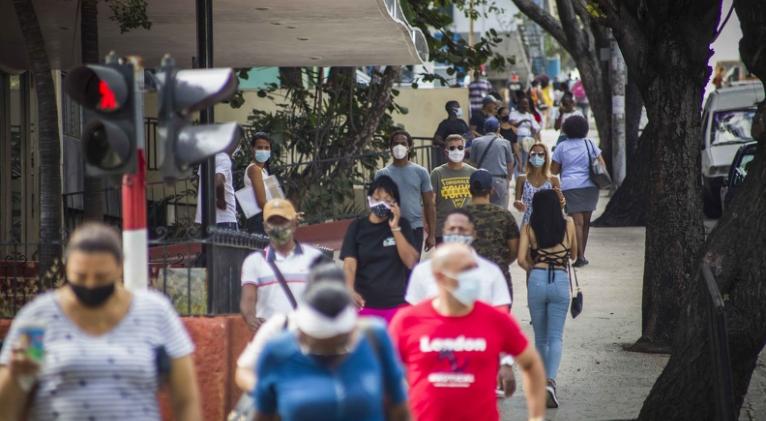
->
<box><xmin>592</xmin><ymin>73</ymin><xmax>646</xmax><ymax>227</ymax></box>
<box><xmin>81</xmin><ymin>0</ymin><xmax>105</xmax><ymax>221</ymax></box>
<box><xmin>13</xmin><ymin>0</ymin><xmax>62</xmax><ymax>273</ymax></box>
<box><xmin>576</xmin><ymin>53</ymin><xmax>611</xmax><ymax>165</ymax></box>
<box><xmin>640</xmin><ymin>1</ymin><xmax>766</xmax><ymax>417</ymax></box>
<box><xmin>592</xmin><ymin>122</ymin><xmax>650</xmax><ymax>227</ymax></box>
<box><xmin>639</xmin><ymin>106</ymin><xmax>766</xmax><ymax>416</ymax></box>
<box><xmin>628</xmin><ymin>63</ymin><xmax>707</xmax><ymax>352</ymax></box>
<box><xmin>625</xmin><ymin>71</ymin><xmax>643</xmax><ymax>161</ymax></box>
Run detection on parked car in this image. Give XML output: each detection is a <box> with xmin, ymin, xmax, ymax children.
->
<box><xmin>720</xmin><ymin>141</ymin><xmax>757</xmax><ymax>214</ymax></box>
<box><xmin>700</xmin><ymin>82</ymin><xmax>764</xmax><ymax>218</ymax></box>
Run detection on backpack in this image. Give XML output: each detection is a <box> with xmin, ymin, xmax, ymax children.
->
<box><xmin>572</xmin><ymin>81</ymin><xmax>586</xmax><ymax>101</ymax></box>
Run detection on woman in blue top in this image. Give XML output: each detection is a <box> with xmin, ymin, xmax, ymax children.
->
<box><xmin>551</xmin><ymin>115</ymin><xmax>605</xmax><ymax>267</ymax></box>
<box><xmin>253</xmin><ymin>281</ymin><xmax>410</xmax><ymax>421</ymax></box>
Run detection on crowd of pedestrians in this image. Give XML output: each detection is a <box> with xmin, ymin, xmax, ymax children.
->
<box><xmin>0</xmin><ymin>71</ymin><xmax>605</xmax><ymax>421</ymax></box>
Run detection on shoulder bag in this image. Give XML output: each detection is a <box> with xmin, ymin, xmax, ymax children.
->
<box><xmin>567</xmin><ymin>261</ymin><xmax>583</xmax><ymax>318</ymax></box>
<box><xmin>474</xmin><ymin>135</ymin><xmax>499</xmax><ymax>169</ymax></box>
<box><xmin>584</xmin><ymin>139</ymin><xmax>612</xmax><ymax>189</ymax></box>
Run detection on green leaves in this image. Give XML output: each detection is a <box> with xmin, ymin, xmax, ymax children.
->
<box><xmin>402</xmin><ymin>0</ymin><xmax>515</xmax><ymax>85</ymax></box>
<box><xmin>105</xmin><ymin>0</ymin><xmax>152</xmax><ymax>33</ymax></box>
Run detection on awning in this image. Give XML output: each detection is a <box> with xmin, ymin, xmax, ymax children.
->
<box><xmin>0</xmin><ymin>0</ymin><xmax>428</xmax><ymax>72</ymax></box>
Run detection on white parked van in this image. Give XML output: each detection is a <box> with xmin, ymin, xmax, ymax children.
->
<box><xmin>700</xmin><ymin>82</ymin><xmax>764</xmax><ymax>217</ymax></box>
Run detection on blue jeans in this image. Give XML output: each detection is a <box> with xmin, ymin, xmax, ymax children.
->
<box><xmin>527</xmin><ymin>268</ymin><xmax>570</xmax><ymax>380</ymax></box>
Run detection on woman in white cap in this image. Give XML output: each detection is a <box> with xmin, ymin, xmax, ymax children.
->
<box><xmin>252</xmin><ymin>281</ymin><xmax>410</xmax><ymax>421</ymax></box>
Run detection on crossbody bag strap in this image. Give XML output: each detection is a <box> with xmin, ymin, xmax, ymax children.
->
<box><xmin>586</xmin><ymin>139</ymin><xmax>602</xmax><ymax>170</ymax></box>
<box><xmin>265</xmin><ymin>249</ymin><xmax>299</xmax><ymax>310</ymax></box>
<box><xmin>477</xmin><ymin>135</ymin><xmax>499</xmax><ymax>169</ymax></box>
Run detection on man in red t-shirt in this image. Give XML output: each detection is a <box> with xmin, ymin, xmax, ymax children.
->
<box><xmin>389</xmin><ymin>243</ymin><xmax>546</xmax><ymax>421</ymax></box>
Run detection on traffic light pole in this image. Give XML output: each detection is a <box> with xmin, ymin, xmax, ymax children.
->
<box><xmin>197</xmin><ymin>0</ymin><xmax>218</xmax><ymax>312</ymax></box>
<box><xmin>123</xmin><ymin>56</ymin><xmax>149</xmax><ymax>291</ymax></box>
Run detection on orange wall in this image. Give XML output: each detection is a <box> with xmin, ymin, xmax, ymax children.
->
<box><xmin>1</xmin><ymin>315</ymin><xmax>252</xmax><ymax>421</ymax></box>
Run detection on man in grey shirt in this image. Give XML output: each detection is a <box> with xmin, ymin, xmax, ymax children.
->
<box><xmin>468</xmin><ymin>117</ymin><xmax>515</xmax><ymax>209</ymax></box>
<box><xmin>376</xmin><ymin>130</ymin><xmax>436</xmax><ymax>252</ymax></box>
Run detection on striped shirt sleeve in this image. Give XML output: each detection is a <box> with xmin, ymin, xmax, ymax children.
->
<box><xmin>144</xmin><ymin>290</ymin><xmax>195</xmax><ymax>359</ymax></box>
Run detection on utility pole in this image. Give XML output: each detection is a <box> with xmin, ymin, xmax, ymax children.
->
<box><xmin>123</xmin><ymin>56</ymin><xmax>148</xmax><ymax>291</ymax></box>
<box><xmin>610</xmin><ymin>30</ymin><xmax>626</xmax><ymax>188</ymax></box>
<box><xmin>468</xmin><ymin>0</ymin><xmax>475</xmax><ymax>46</ymax></box>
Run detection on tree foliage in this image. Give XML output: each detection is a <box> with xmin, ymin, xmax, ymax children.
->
<box><xmin>237</xmin><ymin>67</ymin><xmax>403</xmax><ymax>224</ymax></box>
<box><xmin>232</xmin><ymin>1</ymin><xmax>523</xmax><ymax>222</ymax></box>
<box><xmin>401</xmin><ymin>0</ymin><xmax>516</xmax><ymax>85</ymax></box>
<box><xmin>105</xmin><ymin>0</ymin><xmax>151</xmax><ymax>33</ymax></box>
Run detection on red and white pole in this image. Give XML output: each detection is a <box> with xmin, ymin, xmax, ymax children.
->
<box><xmin>122</xmin><ymin>57</ymin><xmax>148</xmax><ymax>291</ymax></box>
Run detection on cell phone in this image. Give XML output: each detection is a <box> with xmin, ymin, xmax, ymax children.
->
<box><xmin>18</xmin><ymin>323</ymin><xmax>46</xmax><ymax>363</ymax></box>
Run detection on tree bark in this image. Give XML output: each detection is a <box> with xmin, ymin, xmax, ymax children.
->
<box><xmin>13</xmin><ymin>0</ymin><xmax>62</xmax><ymax>273</ymax></box>
<box><xmin>630</xmin><ymin>70</ymin><xmax>707</xmax><ymax>352</ymax></box>
<box><xmin>81</xmin><ymin>0</ymin><xmax>105</xmax><ymax>221</ymax></box>
<box><xmin>625</xmin><ymin>71</ymin><xmax>643</xmax><ymax>161</ymax></box>
<box><xmin>639</xmin><ymin>0</ymin><xmax>766</xmax><ymax>417</ymax></box>
<box><xmin>596</xmin><ymin>0</ymin><xmax>717</xmax><ymax>351</ymax></box>
<box><xmin>592</xmin><ymin>71</ymin><xmax>645</xmax><ymax>227</ymax></box>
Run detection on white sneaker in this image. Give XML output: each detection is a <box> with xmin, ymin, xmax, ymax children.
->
<box><xmin>546</xmin><ymin>379</ymin><xmax>560</xmax><ymax>408</ymax></box>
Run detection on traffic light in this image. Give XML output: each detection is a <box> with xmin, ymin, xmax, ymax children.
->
<box><xmin>64</xmin><ymin>54</ymin><xmax>136</xmax><ymax>176</ymax></box>
<box><xmin>153</xmin><ymin>55</ymin><xmax>242</xmax><ymax>182</ymax></box>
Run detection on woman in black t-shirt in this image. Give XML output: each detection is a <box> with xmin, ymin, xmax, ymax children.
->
<box><xmin>340</xmin><ymin>175</ymin><xmax>419</xmax><ymax>323</ymax></box>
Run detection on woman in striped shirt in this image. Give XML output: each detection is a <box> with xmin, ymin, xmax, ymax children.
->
<box><xmin>0</xmin><ymin>223</ymin><xmax>201</xmax><ymax>421</ymax></box>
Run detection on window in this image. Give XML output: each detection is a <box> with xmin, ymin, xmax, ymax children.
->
<box><xmin>711</xmin><ymin>108</ymin><xmax>756</xmax><ymax>146</ymax></box>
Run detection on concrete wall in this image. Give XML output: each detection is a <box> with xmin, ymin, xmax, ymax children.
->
<box><xmin>143</xmin><ymin>86</ymin><xmax>470</xmax><ymax>140</ymax></box>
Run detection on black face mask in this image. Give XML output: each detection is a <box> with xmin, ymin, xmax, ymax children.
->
<box><xmin>370</xmin><ymin>204</ymin><xmax>392</xmax><ymax>219</ymax></box>
<box><xmin>69</xmin><ymin>282</ymin><xmax>116</xmax><ymax>308</ymax></box>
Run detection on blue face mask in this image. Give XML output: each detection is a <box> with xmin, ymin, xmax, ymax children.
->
<box><xmin>529</xmin><ymin>155</ymin><xmax>545</xmax><ymax>168</ymax></box>
<box><xmin>443</xmin><ymin>267</ymin><xmax>482</xmax><ymax>306</ymax></box>
<box><xmin>255</xmin><ymin>150</ymin><xmax>271</xmax><ymax>163</ymax></box>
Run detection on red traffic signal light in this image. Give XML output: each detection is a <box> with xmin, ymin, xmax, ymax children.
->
<box><xmin>65</xmin><ymin>65</ymin><xmax>128</xmax><ymax>113</ymax></box>
<box><xmin>64</xmin><ymin>60</ymin><xmax>137</xmax><ymax>176</ymax></box>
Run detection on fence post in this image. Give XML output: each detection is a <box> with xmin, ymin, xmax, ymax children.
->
<box><xmin>701</xmin><ymin>263</ymin><xmax>736</xmax><ymax>421</ymax></box>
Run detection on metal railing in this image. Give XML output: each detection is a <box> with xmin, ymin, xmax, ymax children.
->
<box><xmin>3</xmin><ymin>128</ymin><xmax>440</xmax><ymax>318</ymax></box>
<box><xmin>1</xmin><ymin>230</ymin><xmax>332</xmax><ymax>318</ymax></box>
<box><xmin>701</xmin><ymin>263</ymin><xmax>736</xmax><ymax>421</ymax></box>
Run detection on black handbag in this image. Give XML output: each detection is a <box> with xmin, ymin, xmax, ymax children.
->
<box><xmin>585</xmin><ymin>139</ymin><xmax>612</xmax><ymax>189</ymax></box>
<box><xmin>568</xmin><ymin>261</ymin><xmax>583</xmax><ymax>318</ymax></box>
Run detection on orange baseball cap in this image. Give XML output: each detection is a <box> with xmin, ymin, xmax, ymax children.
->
<box><xmin>264</xmin><ymin>199</ymin><xmax>298</xmax><ymax>221</ymax></box>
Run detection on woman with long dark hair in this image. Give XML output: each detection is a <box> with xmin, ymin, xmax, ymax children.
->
<box><xmin>245</xmin><ymin>132</ymin><xmax>273</xmax><ymax>235</ymax></box>
<box><xmin>517</xmin><ymin>189</ymin><xmax>577</xmax><ymax>409</ymax></box>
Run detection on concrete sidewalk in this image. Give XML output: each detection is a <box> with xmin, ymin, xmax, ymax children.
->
<box><xmin>499</xmin><ymin>191</ymin><xmax>766</xmax><ymax>420</ymax></box>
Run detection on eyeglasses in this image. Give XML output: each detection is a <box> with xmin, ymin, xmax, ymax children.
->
<box><xmin>447</xmin><ymin>145</ymin><xmax>465</xmax><ymax>151</ymax></box>
<box><xmin>529</xmin><ymin>152</ymin><xmax>545</xmax><ymax>157</ymax></box>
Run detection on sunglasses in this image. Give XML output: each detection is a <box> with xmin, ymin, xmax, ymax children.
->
<box><xmin>447</xmin><ymin>145</ymin><xmax>465</xmax><ymax>151</ymax></box>
<box><xmin>529</xmin><ymin>152</ymin><xmax>545</xmax><ymax>157</ymax></box>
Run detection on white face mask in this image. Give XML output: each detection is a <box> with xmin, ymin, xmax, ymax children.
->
<box><xmin>443</xmin><ymin>233</ymin><xmax>474</xmax><ymax>246</ymax></box>
<box><xmin>443</xmin><ymin>267</ymin><xmax>482</xmax><ymax>306</ymax></box>
<box><xmin>447</xmin><ymin>148</ymin><xmax>465</xmax><ymax>163</ymax></box>
<box><xmin>392</xmin><ymin>144</ymin><xmax>409</xmax><ymax>160</ymax></box>
<box><xmin>454</xmin><ymin>107</ymin><xmax>464</xmax><ymax>118</ymax></box>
